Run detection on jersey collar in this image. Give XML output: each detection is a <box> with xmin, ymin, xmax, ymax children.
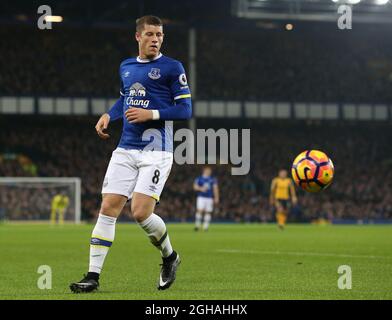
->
<box><xmin>136</xmin><ymin>52</ymin><xmax>162</xmax><ymax>63</ymax></box>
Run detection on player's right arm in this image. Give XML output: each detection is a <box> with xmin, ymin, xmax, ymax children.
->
<box><xmin>95</xmin><ymin>113</ymin><xmax>110</xmax><ymax>139</ymax></box>
<box><xmin>95</xmin><ymin>66</ymin><xmax>125</xmax><ymax>139</ymax></box>
<box><xmin>269</xmin><ymin>178</ymin><xmax>277</xmax><ymax>206</ymax></box>
<box><xmin>95</xmin><ymin>96</ymin><xmax>124</xmax><ymax>139</ymax></box>
<box><xmin>193</xmin><ymin>178</ymin><xmax>206</xmax><ymax>192</ymax></box>
<box><xmin>193</xmin><ymin>181</ymin><xmax>202</xmax><ymax>192</ymax></box>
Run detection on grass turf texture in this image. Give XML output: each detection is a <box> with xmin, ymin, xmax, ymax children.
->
<box><xmin>0</xmin><ymin>223</ymin><xmax>391</xmax><ymax>300</ymax></box>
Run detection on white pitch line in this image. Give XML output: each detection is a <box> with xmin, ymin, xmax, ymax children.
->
<box><xmin>216</xmin><ymin>249</ymin><xmax>388</xmax><ymax>260</ymax></box>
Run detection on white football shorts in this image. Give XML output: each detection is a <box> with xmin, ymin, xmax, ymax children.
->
<box><xmin>196</xmin><ymin>196</ymin><xmax>214</xmax><ymax>213</ymax></box>
<box><xmin>102</xmin><ymin>148</ymin><xmax>173</xmax><ymax>202</ymax></box>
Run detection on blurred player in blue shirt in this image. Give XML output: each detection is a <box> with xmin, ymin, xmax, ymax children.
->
<box><xmin>193</xmin><ymin>166</ymin><xmax>219</xmax><ymax>231</ymax></box>
<box><xmin>71</xmin><ymin>15</ymin><xmax>191</xmax><ymax>294</ymax></box>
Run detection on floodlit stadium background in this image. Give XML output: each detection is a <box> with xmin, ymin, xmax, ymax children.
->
<box><xmin>1</xmin><ymin>0</ymin><xmax>392</xmax><ymax>224</ymax></box>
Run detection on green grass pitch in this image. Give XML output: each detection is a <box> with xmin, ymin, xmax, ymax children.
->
<box><xmin>0</xmin><ymin>223</ymin><xmax>391</xmax><ymax>300</ymax></box>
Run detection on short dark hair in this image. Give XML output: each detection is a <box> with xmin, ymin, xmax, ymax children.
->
<box><xmin>136</xmin><ymin>15</ymin><xmax>163</xmax><ymax>33</ymax></box>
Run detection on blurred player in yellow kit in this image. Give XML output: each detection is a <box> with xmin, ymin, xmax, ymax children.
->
<box><xmin>51</xmin><ymin>193</ymin><xmax>69</xmax><ymax>224</ymax></box>
<box><xmin>270</xmin><ymin>169</ymin><xmax>297</xmax><ymax>230</ymax></box>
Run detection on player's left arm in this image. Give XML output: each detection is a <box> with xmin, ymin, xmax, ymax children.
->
<box><xmin>213</xmin><ymin>182</ymin><xmax>219</xmax><ymax>205</ymax></box>
<box><xmin>160</xmin><ymin>61</ymin><xmax>192</xmax><ymax>120</ymax></box>
<box><xmin>193</xmin><ymin>178</ymin><xmax>204</xmax><ymax>192</ymax></box>
<box><xmin>64</xmin><ymin>196</ymin><xmax>70</xmax><ymax>208</ymax></box>
<box><xmin>290</xmin><ymin>181</ymin><xmax>298</xmax><ymax>204</ymax></box>
<box><xmin>125</xmin><ymin>61</ymin><xmax>192</xmax><ymax>123</ymax></box>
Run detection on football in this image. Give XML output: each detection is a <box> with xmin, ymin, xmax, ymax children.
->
<box><xmin>291</xmin><ymin>150</ymin><xmax>334</xmax><ymax>192</ymax></box>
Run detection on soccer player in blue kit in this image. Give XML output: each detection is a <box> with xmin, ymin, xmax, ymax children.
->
<box><xmin>70</xmin><ymin>15</ymin><xmax>192</xmax><ymax>293</ymax></box>
<box><xmin>193</xmin><ymin>167</ymin><xmax>219</xmax><ymax>231</ymax></box>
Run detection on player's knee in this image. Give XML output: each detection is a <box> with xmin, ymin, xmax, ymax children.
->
<box><xmin>99</xmin><ymin>203</ymin><xmax>118</xmax><ymax>217</ymax></box>
<box><xmin>132</xmin><ymin>205</ymin><xmax>150</xmax><ymax>223</ymax></box>
<box><xmin>99</xmin><ymin>195</ymin><xmax>125</xmax><ymax>217</ymax></box>
<box><xmin>131</xmin><ymin>193</ymin><xmax>155</xmax><ymax>222</ymax></box>
<box><xmin>131</xmin><ymin>200</ymin><xmax>152</xmax><ymax>222</ymax></box>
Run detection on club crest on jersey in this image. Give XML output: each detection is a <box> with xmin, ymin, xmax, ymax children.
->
<box><xmin>148</xmin><ymin>68</ymin><xmax>161</xmax><ymax>80</ymax></box>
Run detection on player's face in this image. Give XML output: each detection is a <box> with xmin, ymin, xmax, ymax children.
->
<box><xmin>203</xmin><ymin>168</ymin><xmax>212</xmax><ymax>177</ymax></box>
<box><xmin>136</xmin><ymin>24</ymin><xmax>164</xmax><ymax>59</ymax></box>
<box><xmin>279</xmin><ymin>170</ymin><xmax>287</xmax><ymax>178</ymax></box>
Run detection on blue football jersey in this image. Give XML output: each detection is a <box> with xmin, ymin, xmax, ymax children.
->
<box><xmin>195</xmin><ymin>176</ymin><xmax>218</xmax><ymax>198</ymax></box>
<box><xmin>111</xmin><ymin>53</ymin><xmax>192</xmax><ymax>152</ymax></box>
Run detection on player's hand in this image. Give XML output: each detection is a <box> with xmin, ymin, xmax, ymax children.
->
<box><xmin>95</xmin><ymin>113</ymin><xmax>110</xmax><ymax>139</ymax></box>
<box><xmin>292</xmin><ymin>197</ymin><xmax>298</xmax><ymax>205</ymax></box>
<box><xmin>214</xmin><ymin>198</ymin><xmax>219</xmax><ymax>205</ymax></box>
<box><xmin>125</xmin><ymin>107</ymin><xmax>153</xmax><ymax>123</ymax></box>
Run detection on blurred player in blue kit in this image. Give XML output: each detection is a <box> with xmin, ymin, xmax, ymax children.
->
<box><xmin>70</xmin><ymin>15</ymin><xmax>192</xmax><ymax>293</ymax></box>
<box><xmin>193</xmin><ymin>167</ymin><xmax>219</xmax><ymax>231</ymax></box>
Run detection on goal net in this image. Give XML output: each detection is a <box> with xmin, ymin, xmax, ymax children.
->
<box><xmin>0</xmin><ymin>177</ymin><xmax>81</xmax><ymax>224</ymax></box>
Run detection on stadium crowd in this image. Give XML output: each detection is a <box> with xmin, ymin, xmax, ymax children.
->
<box><xmin>1</xmin><ymin>116</ymin><xmax>391</xmax><ymax>223</ymax></box>
<box><xmin>197</xmin><ymin>26</ymin><xmax>392</xmax><ymax>103</ymax></box>
<box><xmin>1</xmin><ymin>25</ymin><xmax>392</xmax><ymax>103</ymax></box>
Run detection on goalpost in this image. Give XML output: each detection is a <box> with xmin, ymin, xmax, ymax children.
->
<box><xmin>0</xmin><ymin>177</ymin><xmax>81</xmax><ymax>224</ymax></box>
